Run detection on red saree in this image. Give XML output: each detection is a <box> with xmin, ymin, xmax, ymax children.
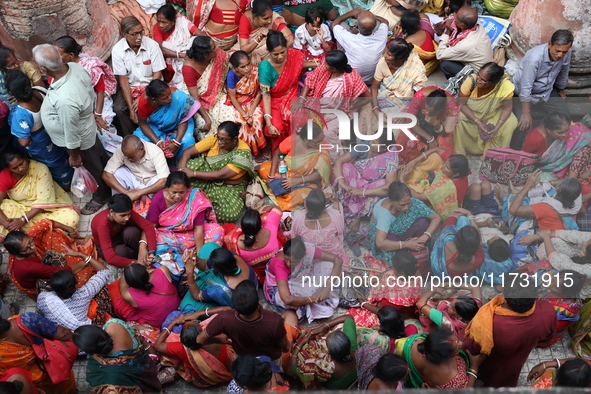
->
<box><xmin>200</xmin><ymin>47</ymin><xmax>230</xmax><ymax>110</ymax></box>
<box><xmin>304</xmin><ymin>66</ymin><xmax>368</xmax><ymax>113</ymax></box>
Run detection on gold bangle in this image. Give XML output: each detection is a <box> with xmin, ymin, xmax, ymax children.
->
<box><xmin>542</xmin><ymin>362</ymin><xmax>547</xmax><ymax>370</ymax></box>
<box><xmin>188</xmin><ymin>282</ymin><xmax>196</xmax><ymax>286</ymax></box>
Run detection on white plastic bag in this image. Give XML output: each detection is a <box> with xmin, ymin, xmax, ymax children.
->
<box><xmin>71</xmin><ymin>166</ymin><xmax>99</xmax><ymax>198</ymax></box>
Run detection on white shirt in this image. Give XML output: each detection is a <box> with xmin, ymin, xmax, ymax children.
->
<box><xmin>333</xmin><ymin>23</ymin><xmax>388</xmax><ymax>84</ymax></box>
<box><xmin>104</xmin><ymin>139</ymin><xmax>170</xmax><ymax>184</ymax></box>
<box><xmin>293</xmin><ymin>24</ymin><xmax>332</xmax><ymax>57</ymax></box>
<box><xmin>111</xmin><ymin>36</ymin><xmax>166</xmax><ymax>88</ymax></box>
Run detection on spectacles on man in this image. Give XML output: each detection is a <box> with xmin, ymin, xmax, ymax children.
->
<box><xmin>126</xmin><ymin>30</ymin><xmax>145</xmax><ymax>38</ymax></box>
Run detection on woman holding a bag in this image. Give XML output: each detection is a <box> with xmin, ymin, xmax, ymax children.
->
<box><xmin>0</xmin><ymin>312</ymin><xmax>77</xmax><ymax>393</ymax></box>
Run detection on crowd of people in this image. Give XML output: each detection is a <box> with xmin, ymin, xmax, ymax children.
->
<box><xmin>0</xmin><ymin>0</ymin><xmax>589</xmax><ymax>392</ymax></box>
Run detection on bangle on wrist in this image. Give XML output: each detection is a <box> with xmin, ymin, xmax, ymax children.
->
<box><xmin>426</xmin><ymin>136</ymin><xmax>435</xmax><ymax>144</ymax></box>
<box><xmin>205</xmin><ymin>308</ymin><xmax>210</xmax><ymax>317</ymax></box>
<box><xmin>172</xmin><ymin>139</ymin><xmax>181</xmax><ymax>146</ymax></box>
<box><xmin>424</xmin><ymin>231</ymin><xmax>431</xmax><ymax>239</ymax></box>
<box><xmin>156</xmin><ymin>140</ymin><xmax>164</xmax><ymax>147</ymax></box>
<box><xmin>22</xmin><ymin>215</ymin><xmax>29</xmax><ymax>223</ymax></box>
<box><xmin>94</xmin><ymin>111</ymin><xmax>102</xmax><ymax>117</ymax></box>
<box><xmin>399</xmin><ymin>240</ymin><xmax>403</xmax><ymax>250</ymax></box>
<box><xmin>467</xmin><ymin>371</ymin><xmax>478</xmax><ymax>379</ymax></box>
<box><xmin>555</xmin><ymin>358</ymin><xmax>561</xmax><ymax>368</ymax></box>
<box><xmin>139</xmin><ymin>240</ymin><xmax>147</xmax><ymax>245</ymax></box>
<box><xmin>422</xmin><ymin>152</ymin><xmax>428</xmax><ymax>160</ymax></box>
<box><xmin>372</xmin><ymin>105</ymin><xmax>379</xmax><ymax>110</ymax></box>
<box><xmin>84</xmin><ymin>255</ymin><xmax>92</xmax><ymax>264</ymax></box>
<box><xmin>264</xmin><ymin>114</ymin><xmax>273</xmax><ymax>119</ymax></box>
<box><xmin>361</xmin><ymin>301</ymin><xmax>369</xmax><ymax>309</ymax></box>
<box><xmin>362</xmin><ymin>189</ymin><xmax>366</xmax><ymax>197</ymax></box>
<box><xmin>163</xmin><ymin>327</ymin><xmax>171</xmax><ymax>335</ymax></box>
<box><xmin>542</xmin><ymin>362</ymin><xmax>547</xmax><ymax>370</ymax></box>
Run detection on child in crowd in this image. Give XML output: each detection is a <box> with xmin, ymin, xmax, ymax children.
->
<box><xmin>293</xmin><ymin>7</ymin><xmax>333</xmax><ymax>61</ymax></box>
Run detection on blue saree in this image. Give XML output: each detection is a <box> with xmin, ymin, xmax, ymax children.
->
<box><xmin>133</xmin><ymin>89</ymin><xmax>199</xmax><ymax>160</ymax></box>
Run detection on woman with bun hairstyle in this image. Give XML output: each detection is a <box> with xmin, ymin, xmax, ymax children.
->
<box><xmin>114</xmin><ymin>263</ymin><xmax>180</xmax><ymax>328</ymax></box>
<box><xmin>228</xmin><ymin>354</ymin><xmax>290</xmax><ymax>392</ymax></box>
<box><xmin>74</xmin><ymin>322</ymin><xmax>161</xmax><ymax>393</ymax></box>
<box><xmin>296</xmin><ymin>50</ymin><xmax>370</xmax><ymax>160</ymax></box>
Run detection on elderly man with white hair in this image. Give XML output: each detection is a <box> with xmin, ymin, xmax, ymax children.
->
<box><xmin>33</xmin><ymin>44</ymin><xmax>111</xmax><ymax>214</ymax></box>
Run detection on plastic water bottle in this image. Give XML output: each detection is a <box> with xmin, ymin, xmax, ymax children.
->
<box><xmin>278</xmin><ymin>155</ymin><xmax>288</xmax><ymax>176</ymax></box>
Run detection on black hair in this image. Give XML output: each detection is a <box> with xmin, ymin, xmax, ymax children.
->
<box><xmin>156</xmin><ymin>4</ymin><xmax>177</xmax><ymax>21</ymax></box>
<box><xmin>165</xmin><ymin>171</ymin><xmax>190</xmax><ymax>189</ymax></box>
<box><xmin>572</xmin><ymin>243</ymin><xmax>591</xmax><ymax>265</ymax></box>
<box><xmin>416</xmin><ymin>327</ymin><xmax>455</xmax><ymax>364</ymax></box>
<box><xmin>387</xmin><ymin>181</ymin><xmax>411</xmax><ymax>202</ymax></box>
<box><xmin>0</xmin><ymin>317</ymin><xmax>11</xmax><ymax>337</ymax></box>
<box><xmin>424</xmin><ymin>88</ymin><xmax>448</xmax><ymax>113</ymax></box>
<box><xmin>377</xmin><ymin>305</ymin><xmax>406</xmax><ymax>339</ymax></box>
<box><xmin>123</xmin><ymin>264</ymin><xmax>154</xmax><ymax>295</ymax></box>
<box><xmin>481</xmin><ymin>62</ymin><xmax>505</xmax><ymax>85</ymax></box>
<box><xmin>146</xmin><ymin>79</ymin><xmax>169</xmax><ymax>99</ymax></box>
<box><xmin>232</xmin><ymin>355</ymin><xmax>273</xmax><ymax>389</ymax></box>
<box><xmin>54</xmin><ymin>35</ymin><xmax>83</xmax><ymax>57</ymax></box>
<box><xmin>556</xmin><ymin>270</ymin><xmax>586</xmax><ymax>299</ymax></box>
<box><xmin>180</xmin><ymin>322</ymin><xmax>203</xmax><ymax>350</ymax></box>
<box><xmin>551</xmin><ymin>29</ymin><xmax>574</xmax><ymax>46</ymax></box>
<box><xmin>455</xmin><ymin>226</ymin><xmax>480</xmax><ymax>265</ymax></box>
<box><xmin>489</xmin><ymin>238</ymin><xmax>511</xmax><ymax>262</ymax></box>
<box><xmin>5</xmin><ymin>70</ymin><xmax>34</xmax><ymax>102</ymax></box>
<box><xmin>241</xmin><ymin>209</ymin><xmax>262</xmax><ymax>248</ymax></box>
<box><xmin>210</xmin><ymin>248</ymin><xmax>240</xmax><ymax>276</ymax></box>
<box><xmin>400</xmin><ymin>9</ymin><xmax>420</xmax><ymax>36</ymax></box>
<box><xmin>108</xmin><ymin>193</ymin><xmax>133</xmax><ymax>213</ymax></box>
<box><xmin>232</xmin><ymin>280</ymin><xmax>259</xmax><ymax>315</ymax></box>
<box><xmin>373</xmin><ymin>353</ymin><xmax>409</xmax><ymax>384</ymax></box>
<box><xmin>186</xmin><ymin>36</ymin><xmax>214</xmax><ymax>61</ymax></box>
<box><xmin>453</xmin><ymin>296</ymin><xmax>479</xmax><ymax>321</ymax></box>
<box><xmin>73</xmin><ymin>325</ymin><xmax>114</xmax><ymax>355</ymax></box>
<box><xmin>448</xmin><ymin>154</ymin><xmax>469</xmax><ymax>178</ymax></box>
<box><xmin>326</xmin><ymin>330</ymin><xmax>353</xmax><ymax>362</ymax></box>
<box><xmin>266</xmin><ymin>30</ymin><xmax>287</xmax><ymax>52</ymax></box>
<box><xmin>555</xmin><ymin>358</ymin><xmax>591</xmax><ymax>387</ymax></box>
<box><xmin>391</xmin><ymin>250</ymin><xmax>418</xmax><ymax>277</ymax></box>
<box><xmin>252</xmin><ymin>0</ymin><xmax>272</xmax><ymax>17</ymax></box>
<box><xmin>449</xmin><ymin>0</ymin><xmax>468</xmax><ymax>13</ymax></box>
<box><xmin>0</xmin><ymin>46</ymin><xmax>15</xmax><ymax>69</ymax></box>
<box><xmin>229</xmin><ymin>50</ymin><xmax>249</xmax><ymax>68</ymax></box>
<box><xmin>0</xmin><ymin>381</ymin><xmax>23</xmax><ymax>394</ymax></box>
<box><xmin>543</xmin><ymin>112</ymin><xmax>571</xmax><ymax>132</ymax></box>
<box><xmin>296</xmin><ymin>122</ymin><xmax>323</xmax><ymax>140</ymax></box>
<box><xmin>305</xmin><ymin>189</ymin><xmax>326</xmax><ymax>219</ymax></box>
<box><xmin>324</xmin><ymin>50</ymin><xmax>352</xmax><ymax>73</ymax></box>
<box><xmin>283</xmin><ymin>236</ymin><xmax>306</xmax><ymax>260</ymax></box>
<box><xmin>3</xmin><ymin>231</ymin><xmax>28</xmax><ymax>256</ymax></box>
<box><xmin>1</xmin><ymin>149</ymin><xmax>27</xmax><ymax>170</ymax></box>
<box><xmin>305</xmin><ymin>7</ymin><xmax>325</xmax><ymax>25</ymax></box>
<box><xmin>555</xmin><ymin>177</ymin><xmax>581</xmax><ymax>210</ymax></box>
<box><xmin>385</xmin><ymin>38</ymin><xmax>414</xmax><ymax>62</ymax></box>
<box><xmin>504</xmin><ymin>275</ymin><xmax>537</xmax><ymax>313</ymax></box>
<box><xmin>218</xmin><ymin>121</ymin><xmax>241</xmax><ymax>139</ymax></box>
<box><xmin>50</xmin><ymin>270</ymin><xmax>77</xmax><ymax>299</ymax></box>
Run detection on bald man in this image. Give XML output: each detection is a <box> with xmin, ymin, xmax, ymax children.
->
<box><xmin>103</xmin><ymin>135</ymin><xmax>170</xmax><ymax>203</ymax></box>
<box><xmin>436</xmin><ymin>6</ymin><xmax>493</xmax><ymax>78</ymax></box>
<box><xmin>331</xmin><ymin>9</ymin><xmax>389</xmax><ymax>84</ymax></box>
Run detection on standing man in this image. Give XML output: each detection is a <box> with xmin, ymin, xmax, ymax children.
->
<box><xmin>33</xmin><ymin>44</ymin><xmax>111</xmax><ymax>215</ymax></box>
<box><xmin>112</xmin><ymin>16</ymin><xmax>166</xmax><ymax>136</ymax></box>
<box><xmin>510</xmin><ymin>29</ymin><xmax>573</xmax><ymax>149</ymax></box>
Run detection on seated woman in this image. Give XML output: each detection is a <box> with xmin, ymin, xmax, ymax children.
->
<box><xmin>237</xmin><ymin>0</ymin><xmax>293</xmax><ymax>65</ymax></box>
<box><xmin>36</xmin><ymin>246</ymin><xmax>111</xmax><ymax>330</ymax></box>
<box><xmin>6</xmin><ymin>71</ymin><xmax>72</xmax><ymax>189</ymax></box>
<box><xmin>179</xmin><ymin>121</ymin><xmax>254</xmax><ymax>224</ymax></box>
<box><xmin>401</xmin><ymin>148</ymin><xmax>469</xmax><ymax>220</ymax></box>
<box><xmin>287</xmin><ymin>319</ymin><xmax>358</xmax><ymax>390</ymax></box>
<box><xmin>353</xmin><ymin>306</ymin><xmax>420</xmax><ymax>352</ymax></box>
<box><xmin>153</xmin><ymin>5</ymin><xmax>198</xmax><ymax>88</ymax></box>
<box><xmin>395</xmin><ymin>10</ymin><xmax>437</xmax><ymax>75</ymax></box>
<box><xmin>73</xmin><ymin>321</ymin><xmax>161</xmax><ymax>393</ymax></box>
<box><xmin>0</xmin><ymin>367</ymin><xmax>42</xmax><ymax>394</ymax></box>
<box><xmin>297</xmin><ymin>50</ymin><xmax>369</xmax><ymax>160</ymax></box>
<box><xmin>370</xmin><ymin>181</ymin><xmax>441</xmax><ymax>265</ymax></box>
<box><xmin>91</xmin><ymin>194</ymin><xmax>157</xmax><ymax>268</ymax></box>
<box><xmin>396</xmin><ymin>87</ymin><xmax>459</xmax><ymax>166</ymax></box>
<box><xmin>225</xmin><ymin>206</ymin><xmax>284</xmax><ymax>283</ymax></box>
<box><xmin>0</xmin><ymin>151</ymin><xmax>79</xmax><ymax>241</ymax></box>
<box><xmin>147</xmin><ymin>171</ymin><xmax>224</xmax><ymax>269</ymax></box>
<box><xmin>0</xmin><ymin>47</ymin><xmax>43</xmax><ymax>87</ymax></box>
<box><xmin>264</xmin><ymin>236</ymin><xmax>343</xmax><ymax>323</ymax></box>
<box><xmin>133</xmin><ymin>80</ymin><xmax>197</xmax><ymax>161</ymax></box>
<box><xmin>371</xmin><ymin>38</ymin><xmax>427</xmax><ymax>112</ymax></box>
<box><xmin>292</xmin><ymin>7</ymin><xmax>334</xmax><ymax>62</ymax></box>
<box><xmin>193</xmin><ymin>0</ymin><xmax>249</xmax><ymax>50</ymax></box>
<box><xmin>115</xmin><ymin>264</ymin><xmax>181</xmax><ymax>328</ymax></box>
<box><xmin>430</xmin><ymin>209</ymin><xmax>485</xmax><ymax>278</ymax></box>
<box><xmin>226</xmin><ymin>51</ymin><xmax>265</xmax><ymax>156</ymax></box>
<box><xmin>154</xmin><ymin>309</ymin><xmax>234</xmax><ymax>387</ymax></box>
<box><xmin>260</xmin><ymin>30</ymin><xmax>317</xmax><ymax>153</ymax></box>
<box><xmin>183</xmin><ymin>36</ymin><xmax>235</xmax><ymax>134</ymax></box>
<box><xmin>356</xmin><ymin>347</ymin><xmax>409</xmax><ymax>390</ymax></box>
<box><xmin>453</xmin><ymin>62</ymin><xmax>518</xmax><ymax>155</ymax></box>
<box><xmin>179</xmin><ymin>245</ymin><xmax>258</xmax><ymax>312</ymax></box>
<box><xmin>416</xmin><ymin>285</ymin><xmax>481</xmax><ymax>341</ymax></box>
<box><xmin>258</xmin><ymin>122</ymin><xmax>331</xmax><ymax>212</ymax></box>
<box><xmin>229</xmin><ymin>354</ymin><xmax>289</xmax><ymax>392</ymax></box>
<box><xmin>399</xmin><ymin>327</ymin><xmax>482</xmax><ymax>388</ymax></box>
<box><xmin>522</xmin><ymin>112</ymin><xmax>571</xmax><ymax>156</ymax></box>
<box><xmin>292</xmin><ymin>190</ymin><xmax>349</xmax><ymax>258</ymax></box>
<box><xmin>53</xmin><ymin>36</ymin><xmax>118</xmax><ymax>135</ymax></box>
<box><xmin>333</xmin><ymin>132</ymin><xmax>399</xmax><ymax>234</ymax></box>
<box><xmin>0</xmin><ymin>313</ymin><xmax>77</xmax><ymax>393</ymax></box>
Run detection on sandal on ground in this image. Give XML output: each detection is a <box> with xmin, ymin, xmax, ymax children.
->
<box><xmin>81</xmin><ymin>200</ymin><xmax>106</xmax><ymax>215</ymax></box>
